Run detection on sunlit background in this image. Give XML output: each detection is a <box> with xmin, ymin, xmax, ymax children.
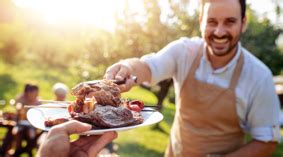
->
<box><xmin>0</xmin><ymin>0</ymin><xmax>282</xmax><ymax>156</ymax></box>
<box><xmin>8</xmin><ymin>0</ymin><xmax>283</xmax><ymax>46</ymax></box>
<box><xmin>11</xmin><ymin>0</ymin><xmax>283</xmax><ymax>28</ymax></box>
<box><xmin>12</xmin><ymin>0</ymin><xmax>140</xmax><ymax>31</ymax></box>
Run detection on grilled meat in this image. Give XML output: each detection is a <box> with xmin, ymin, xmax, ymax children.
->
<box><xmin>71</xmin><ymin>104</ymin><xmax>143</xmax><ymax>128</ymax></box>
<box><xmin>44</xmin><ymin>117</ymin><xmax>70</xmax><ymax>127</ymax></box>
<box><xmin>44</xmin><ymin>79</ymin><xmax>144</xmax><ymax>128</ymax></box>
<box><xmin>71</xmin><ymin>80</ymin><xmax>121</xmax><ymax>107</ymax></box>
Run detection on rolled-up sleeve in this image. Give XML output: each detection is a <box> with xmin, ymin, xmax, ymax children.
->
<box><xmin>141</xmin><ymin>40</ymin><xmax>183</xmax><ymax>85</ymax></box>
<box><xmin>251</xmin><ymin>125</ymin><xmax>281</xmax><ymax>142</ymax></box>
<box><xmin>247</xmin><ymin>73</ymin><xmax>281</xmax><ymax>142</ymax></box>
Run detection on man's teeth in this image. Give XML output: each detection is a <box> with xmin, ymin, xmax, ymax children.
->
<box><xmin>213</xmin><ymin>38</ymin><xmax>228</xmax><ymax>43</ymax></box>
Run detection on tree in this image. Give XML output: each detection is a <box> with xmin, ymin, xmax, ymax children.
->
<box><xmin>241</xmin><ymin>7</ymin><xmax>283</xmax><ymax>75</ymax></box>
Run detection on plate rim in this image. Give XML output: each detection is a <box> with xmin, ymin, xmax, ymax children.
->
<box><xmin>27</xmin><ymin>104</ymin><xmax>164</xmax><ymax>135</ymax></box>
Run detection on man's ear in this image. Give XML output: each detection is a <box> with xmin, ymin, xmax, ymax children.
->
<box><xmin>241</xmin><ymin>16</ymin><xmax>247</xmax><ymax>33</ymax></box>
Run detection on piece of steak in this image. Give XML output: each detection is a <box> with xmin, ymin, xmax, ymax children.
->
<box><xmin>71</xmin><ymin>105</ymin><xmax>143</xmax><ymax>128</ymax></box>
<box><xmin>44</xmin><ymin>117</ymin><xmax>70</xmax><ymax>127</ymax></box>
<box><xmin>71</xmin><ymin>80</ymin><xmax>121</xmax><ymax>107</ymax></box>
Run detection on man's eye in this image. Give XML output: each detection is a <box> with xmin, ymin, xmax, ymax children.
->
<box><xmin>226</xmin><ymin>20</ymin><xmax>236</xmax><ymax>25</ymax></box>
<box><xmin>207</xmin><ymin>21</ymin><xmax>217</xmax><ymax>26</ymax></box>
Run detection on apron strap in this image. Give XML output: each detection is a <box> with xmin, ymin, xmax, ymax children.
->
<box><xmin>229</xmin><ymin>50</ymin><xmax>244</xmax><ymax>90</ymax></box>
<box><xmin>188</xmin><ymin>44</ymin><xmax>244</xmax><ymax>91</ymax></box>
<box><xmin>188</xmin><ymin>43</ymin><xmax>203</xmax><ymax>80</ymax></box>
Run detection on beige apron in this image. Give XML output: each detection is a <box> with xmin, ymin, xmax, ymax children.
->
<box><xmin>165</xmin><ymin>45</ymin><xmax>245</xmax><ymax>157</ymax></box>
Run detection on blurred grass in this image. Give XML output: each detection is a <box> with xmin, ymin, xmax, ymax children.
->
<box><xmin>0</xmin><ymin>63</ymin><xmax>282</xmax><ymax>157</ymax></box>
<box><xmin>0</xmin><ymin>61</ymin><xmax>79</xmax><ymax>102</ymax></box>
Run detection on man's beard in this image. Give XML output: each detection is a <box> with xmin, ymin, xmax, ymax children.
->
<box><xmin>207</xmin><ymin>34</ymin><xmax>240</xmax><ymax>57</ymax></box>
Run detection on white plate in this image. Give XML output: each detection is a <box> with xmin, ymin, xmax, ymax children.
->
<box><xmin>27</xmin><ymin>104</ymin><xmax>163</xmax><ymax>135</ymax></box>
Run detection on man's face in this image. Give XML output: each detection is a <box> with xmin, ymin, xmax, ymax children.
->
<box><xmin>200</xmin><ymin>0</ymin><xmax>246</xmax><ymax>56</ymax></box>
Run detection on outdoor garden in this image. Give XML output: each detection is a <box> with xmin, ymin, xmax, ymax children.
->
<box><xmin>0</xmin><ymin>0</ymin><xmax>282</xmax><ymax>156</ymax></box>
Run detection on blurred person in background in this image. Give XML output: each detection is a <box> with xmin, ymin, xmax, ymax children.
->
<box><xmin>104</xmin><ymin>0</ymin><xmax>281</xmax><ymax>156</ymax></box>
<box><xmin>15</xmin><ymin>83</ymin><xmax>40</xmax><ymax>108</ymax></box>
<box><xmin>53</xmin><ymin>82</ymin><xmax>69</xmax><ymax>101</ymax></box>
<box><xmin>0</xmin><ymin>83</ymin><xmax>41</xmax><ymax>156</ymax></box>
<box><xmin>13</xmin><ymin>83</ymin><xmax>40</xmax><ymax>156</ymax></box>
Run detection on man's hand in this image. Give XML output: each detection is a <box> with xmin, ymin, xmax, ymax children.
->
<box><xmin>37</xmin><ymin>120</ymin><xmax>117</xmax><ymax>157</ymax></box>
<box><xmin>104</xmin><ymin>62</ymin><xmax>136</xmax><ymax>92</ymax></box>
<box><xmin>104</xmin><ymin>58</ymin><xmax>152</xmax><ymax>92</ymax></box>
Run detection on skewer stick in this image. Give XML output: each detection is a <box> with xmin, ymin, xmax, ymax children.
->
<box><xmin>39</xmin><ymin>100</ymin><xmax>71</xmax><ymax>104</ymax></box>
<box><xmin>24</xmin><ymin>105</ymin><xmax>67</xmax><ymax>109</ymax></box>
<box><xmin>24</xmin><ymin>105</ymin><xmax>156</xmax><ymax>112</ymax></box>
<box><xmin>144</xmin><ymin>105</ymin><xmax>158</xmax><ymax>108</ymax></box>
<box><xmin>141</xmin><ymin>109</ymin><xmax>156</xmax><ymax>112</ymax></box>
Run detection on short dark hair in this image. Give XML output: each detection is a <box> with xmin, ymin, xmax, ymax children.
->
<box><xmin>238</xmin><ymin>0</ymin><xmax>246</xmax><ymax>19</ymax></box>
<box><xmin>200</xmin><ymin>0</ymin><xmax>246</xmax><ymax>20</ymax></box>
<box><xmin>24</xmin><ymin>83</ymin><xmax>39</xmax><ymax>93</ymax></box>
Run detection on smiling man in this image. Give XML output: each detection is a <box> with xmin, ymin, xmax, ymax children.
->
<box><xmin>104</xmin><ymin>0</ymin><xmax>281</xmax><ymax>156</ymax></box>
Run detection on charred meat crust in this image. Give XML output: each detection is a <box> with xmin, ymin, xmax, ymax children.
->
<box><xmin>71</xmin><ymin>105</ymin><xmax>143</xmax><ymax>128</ymax></box>
<box><xmin>71</xmin><ymin>80</ymin><xmax>121</xmax><ymax>107</ymax></box>
<box><xmin>45</xmin><ymin>80</ymin><xmax>144</xmax><ymax>128</ymax></box>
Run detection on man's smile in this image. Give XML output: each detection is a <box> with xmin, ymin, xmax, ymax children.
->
<box><xmin>213</xmin><ymin>38</ymin><xmax>229</xmax><ymax>44</ymax></box>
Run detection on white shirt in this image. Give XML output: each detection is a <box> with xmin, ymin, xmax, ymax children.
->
<box><xmin>141</xmin><ymin>37</ymin><xmax>281</xmax><ymax>142</ymax></box>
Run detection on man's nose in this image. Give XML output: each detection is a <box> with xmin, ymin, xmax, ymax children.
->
<box><xmin>214</xmin><ymin>25</ymin><xmax>226</xmax><ymax>37</ymax></box>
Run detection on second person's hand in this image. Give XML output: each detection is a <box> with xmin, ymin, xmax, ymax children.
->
<box><xmin>37</xmin><ymin>120</ymin><xmax>117</xmax><ymax>157</ymax></box>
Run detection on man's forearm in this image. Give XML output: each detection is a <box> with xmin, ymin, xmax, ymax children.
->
<box><xmin>122</xmin><ymin>58</ymin><xmax>152</xmax><ymax>84</ymax></box>
<box><xmin>225</xmin><ymin>140</ymin><xmax>277</xmax><ymax>157</ymax></box>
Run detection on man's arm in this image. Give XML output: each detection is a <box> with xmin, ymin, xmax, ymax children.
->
<box><xmin>121</xmin><ymin>58</ymin><xmax>152</xmax><ymax>84</ymax></box>
<box><xmin>225</xmin><ymin>140</ymin><xmax>277</xmax><ymax>157</ymax></box>
<box><xmin>104</xmin><ymin>58</ymin><xmax>151</xmax><ymax>91</ymax></box>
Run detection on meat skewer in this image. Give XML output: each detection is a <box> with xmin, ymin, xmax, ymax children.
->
<box><xmin>25</xmin><ymin>105</ymin><xmax>156</xmax><ymax>112</ymax></box>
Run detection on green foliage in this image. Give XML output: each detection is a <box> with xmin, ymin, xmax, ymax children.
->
<box><xmin>0</xmin><ymin>23</ymin><xmax>29</xmax><ymax>64</ymax></box>
<box><xmin>241</xmin><ymin>8</ymin><xmax>283</xmax><ymax>75</ymax></box>
<box><xmin>168</xmin><ymin>0</ymin><xmax>200</xmax><ymax>37</ymax></box>
<box><xmin>0</xmin><ymin>0</ymin><xmax>280</xmax><ymax>75</ymax></box>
